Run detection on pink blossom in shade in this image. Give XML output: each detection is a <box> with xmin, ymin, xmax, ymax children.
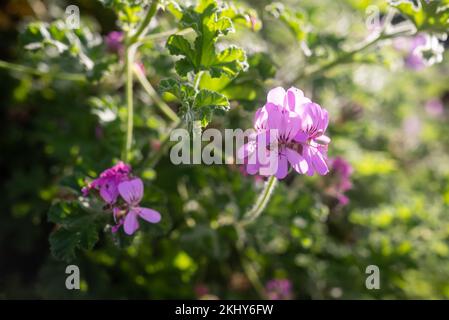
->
<box><xmin>425</xmin><ymin>98</ymin><xmax>444</xmax><ymax>117</ymax></box>
<box><xmin>194</xmin><ymin>283</ymin><xmax>209</xmax><ymax>298</ymax></box>
<box><xmin>84</xmin><ymin>161</ymin><xmax>132</xmax><ymax>204</ymax></box>
<box><xmin>265</xmin><ymin>279</ymin><xmax>293</xmax><ymax>300</ymax></box>
<box><xmin>117</xmin><ymin>178</ymin><xmax>161</xmax><ymax>235</ymax></box>
<box><xmin>329</xmin><ymin>157</ymin><xmax>353</xmax><ymax>206</ymax></box>
<box><xmin>105</xmin><ymin>31</ymin><xmax>124</xmax><ymax>54</ymax></box>
<box><xmin>239</xmin><ymin>87</ymin><xmax>330</xmax><ymax>180</ymax></box>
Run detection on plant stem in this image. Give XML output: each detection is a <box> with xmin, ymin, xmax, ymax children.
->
<box><xmin>140</xmin><ymin>27</ymin><xmax>193</xmax><ymax>44</ymax></box>
<box><xmin>147</xmin><ymin>120</ymin><xmax>182</xmax><ymax>168</ymax></box>
<box><xmin>124</xmin><ymin>45</ymin><xmax>136</xmax><ymax>162</ymax></box>
<box><xmin>239</xmin><ymin>175</ymin><xmax>278</xmax><ymax>227</ymax></box>
<box><xmin>0</xmin><ymin>60</ymin><xmax>86</xmax><ymax>82</ymax></box>
<box><xmin>122</xmin><ymin>0</ymin><xmax>160</xmax><ymax>162</ymax></box>
<box><xmin>194</xmin><ymin>71</ymin><xmax>204</xmax><ymax>91</ymax></box>
<box><xmin>235</xmin><ymin>225</ymin><xmax>266</xmax><ymax>298</ymax></box>
<box><xmin>129</xmin><ymin>0</ymin><xmax>160</xmax><ymax>44</ymax></box>
<box><xmin>295</xmin><ymin>29</ymin><xmax>414</xmax><ymax>82</ymax></box>
<box><xmin>133</xmin><ymin>64</ymin><xmax>180</xmax><ymax>122</ymax></box>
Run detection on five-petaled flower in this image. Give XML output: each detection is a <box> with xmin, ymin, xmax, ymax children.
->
<box><xmin>83</xmin><ymin>162</ymin><xmax>161</xmax><ymax>235</ymax></box>
<box><xmin>115</xmin><ymin>178</ymin><xmax>161</xmax><ymax>235</ymax></box>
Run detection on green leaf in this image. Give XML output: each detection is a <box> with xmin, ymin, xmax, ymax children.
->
<box><xmin>49</xmin><ymin>224</ymin><xmax>99</xmax><ymax>262</ymax></box>
<box><xmin>193</xmin><ymin>89</ymin><xmax>229</xmax><ymax>127</ymax></box>
<box><xmin>21</xmin><ymin>21</ymin><xmax>97</xmax><ymax>70</ymax></box>
<box><xmin>167</xmin><ymin>35</ymin><xmax>196</xmax><ymax>76</ymax></box>
<box><xmin>48</xmin><ymin>201</ymin><xmax>104</xmax><ymax>262</ymax></box>
<box><xmin>390</xmin><ymin>0</ymin><xmax>449</xmax><ymax>33</ymax></box>
<box><xmin>199</xmin><ymin>53</ymin><xmax>276</xmax><ymax>110</ymax></box>
<box><xmin>266</xmin><ymin>2</ymin><xmax>308</xmax><ymax>41</ymax></box>
<box><xmin>99</xmin><ymin>0</ymin><xmax>151</xmax><ymax>30</ymax></box>
<box><xmin>20</xmin><ymin>19</ymin><xmax>114</xmax><ymax>80</ymax></box>
<box><xmin>159</xmin><ymin>78</ymin><xmax>195</xmax><ymax>101</ymax></box>
<box><xmin>208</xmin><ymin>46</ymin><xmax>247</xmax><ymax>78</ymax></box>
<box><xmin>166</xmin><ymin>0</ymin><xmax>248</xmax><ymax>78</ymax></box>
<box><xmin>49</xmin><ymin>229</ymin><xmax>80</xmax><ymax>262</ymax></box>
<box><xmin>193</xmin><ymin>89</ymin><xmax>229</xmax><ymax>110</ymax></box>
<box><xmin>221</xmin><ymin>3</ymin><xmax>262</xmax><ymax>31</ymax></box>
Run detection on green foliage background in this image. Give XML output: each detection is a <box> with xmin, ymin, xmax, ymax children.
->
<box><xmin>0</xmin><ymin>0</ymin><xmax>449</xmax><ymax>299</ymax></box>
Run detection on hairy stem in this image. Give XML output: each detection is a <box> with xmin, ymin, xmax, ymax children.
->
<box><xmin>194</xmin><ymin>71</ymin><xmax>204</xmax><ymax>91</ymax></box>
<box><xmin>122</xmin><ymin>0</ymin><xmax>160</xmax><ymax>162</ymax></box>
<box><xmin>239</xmin><ymin>175</ymin><xmax>278</xmax><ymax>227</ymax></box>
<box><xmin>295</xmin><ymin>29</ymin><xmax>414</xmax><ymax>82</ymax></box>
<box><xmin>140</xmin><ymin>28</ymin><xmax>193</xmax><ymax>44</ymax></box>
<box><xmin>0</xmin><ymin>60</ymin><xmax>86</xmax><ymax>82</ymax></box>
<box><xmin>129</xmin><ymin>0</ymin><xmax>160</xmax><ymax>44</ymax></box>
<box><xmin>235</xmin><ymin>225</ymin><xmax>266</xmax><ymax>298</ymax></box>
<box><xmin>133</xmin><ymin>64</ymin><xmax>180</xmax><ymax>122</ymax></box>
<box><xmin>123</xmin><ymin>45</ymin><xmax>136</xmax><ymax>162</ymax></box>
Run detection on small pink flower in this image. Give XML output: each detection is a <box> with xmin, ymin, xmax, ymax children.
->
<box><xmin>116</xmin><ymin>178</ymin><xmax>161</xmax><ymax>235</ymax></box>
<box><xmin>265</xmin><ymin>279</ymin><xmax>293</xmax><ymax>300</ymax></box>
<box><xmin>105</xmin><ymin>31</ymin><xmax>124</xmax><ymax>55</ymax></box>
<box><xmin>425</xmin><ymin>98</ymin><xmax>444</xmax><ymax>117</ymax></box>
<box><xmin>328</xmin><ymin>157</ymin><xmax>353</xmax><ymax>206</ymax></box>
<box><xmin>85</xmin><ymin>161</ymin><xmax>132</xmax><ymax>204</ymax></box>
<box><xmin>394</xmin><ymin>33</ymin><xmax>444</xmax><ymax>70</ymax></box>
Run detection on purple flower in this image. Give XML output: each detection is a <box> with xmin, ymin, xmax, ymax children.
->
<box><xmin>239</xmin><ymin>87</ymin><xmax>330</xmax><ymax>180</ymax></box>
<box><xmin>105</xmin><ymin>31</ymin><xmax>124</xmax><ymax>54</ymax></box>
<box><xmin>425</xmin><ymin>98</ymin><xmax>444</xmax><ymax>117</ymax></box>
<box><xmin>394</xmin><ymin>33</ymin><xmax>444</xmax><ymax>70</ymax></box>
<box><xmin>83</xmin><ymin>163</ymin><xmax>161</xmax><ymax>236</ymax></box>
<box><xmin>394</xmin><ymin>34</ymin><xmax>427</xmax><ymax>70</ymax></box>
<box><xmin>265</xmin><ymin>279</ymin><xmax>293</xmax><ymax>300</ymax></box>
<box><xmin>84</xmin><ymin>161</ymin><xmax>132</xmax><ymax>204</ymax></box>
<box><xmin>116</xmin><ymin>178</ymin><xmax>161</xmax><ymax>235</ymax></box>
<box><xmin>329</xmin><ymin>157</ymin><xmax>353</xmax><ymax>206</ymax></box>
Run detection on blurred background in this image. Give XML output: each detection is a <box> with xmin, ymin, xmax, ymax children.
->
<box><xmin>1</xmin><ymin>0</ymin><xmax>449</xmax><ymax>299</ymax></box>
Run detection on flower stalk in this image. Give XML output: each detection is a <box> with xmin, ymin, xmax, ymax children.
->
<box><xmin>122</xmin><ymin>0</ymin><xmax>160</xmax><ymax>162</ymax></box>
<box><xmin>124</xmin><ymin>44</ymin><xmax>136</xmax><ymax>162</ymax></box>
<box><xmin>239</xmin><ymin>175</ymin><xmax>278</xmax><ymax>227</ymax></box>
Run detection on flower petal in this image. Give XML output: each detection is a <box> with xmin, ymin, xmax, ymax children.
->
<box><xmin>294</xmin><ymin>130</ymin><xmax>309</xmax><ymax>143</ymax></box>
<box><xmin>118</xmin><ymin>178</ymin><xmax>144</xmax><ymax>205</ymax></box>
<box><xmin>311</xmin><ymin>149</ymin><xmax>329</xmax><ymax>175</ymax></box>
<box><xmin>99</xmin><ymin>180</ymin><xmax>119</xmax><ymax>204</ymax></box>
<box><xmin>286</xmin><ymin>148</ymin><xmax>308</xmax><ymax>174</ymax></box>
<box><xmin>266</xmin><ymin>87</ymin><xmax>286</xmax><ymax>107</ymax></box>
<box><xmin>254</xmin><ymin>107</ymin><xmax>268</xmax><ymax>130</ymax></box>
<box><xmin>275</xmin><ymin>154</ymin><xmax>289</xmax><ymax>179</ymax></box>
<box><xmin>266</xmin><ymin>103</ymin><xmax>283</xmax><ymax>133</ymax></box>
<box><xmin>315</xmin><ymin>134</ymin><xmax>331</xmax><ymax>145</ymax></box>
<box><xmin>124</xmin><ymin>211</ymin><xmax>139</xmax><ymax>235</ymax></box>
<box><xmin>285</xmin><ymin>87</ymin><xmax>311</xmax><ymax>113</ymax></box>
<box><xmin>284</xmin><ymin>112</ymin><xmax>301</xmax><ymax>141</ymax></box>
<box><xmin>138</xmin><ymin>207</ymin><xmax>161</xmax><ymax>223</ymax></box>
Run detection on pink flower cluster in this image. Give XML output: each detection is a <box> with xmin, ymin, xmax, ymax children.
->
<box><xmin>265</xmin><ymin>279</ymin><xmax>293</xmax><ymax>300</ymax></box>
<box><xmin>239</xmin><ymin>87</ymin><xmax>330</xmax><ymax>179</ymax></box>
<box><xmin>82</xmin><ymin>162</ymin><xmax>161</xmax><ymax>235</ymax></box>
